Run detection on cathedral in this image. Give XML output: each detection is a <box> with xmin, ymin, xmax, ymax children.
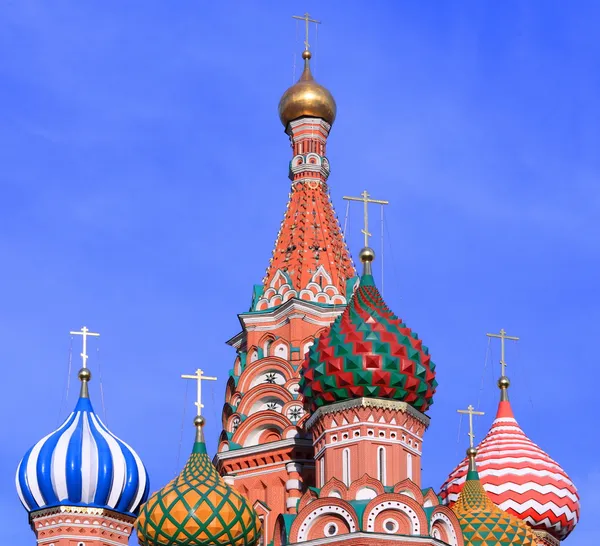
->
<box><xmin>15</xmin><ymin>19</ymin><xmax>580</xmax><ymax>546</ymax></box>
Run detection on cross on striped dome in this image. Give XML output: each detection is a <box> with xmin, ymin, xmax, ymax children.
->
<box><xmin>136</xmin><ymin>418</ymin><xmax>261</xmax><ymax>546</ymax></box>
<box><xmin>440</xmin><ymin>380</ymin><xmax>580</xmax><ymax>540</ymax></box>
<box><xmin>15</xmin><ymin>369</ymin><xmax>149</xmax><ymax>516</ymax></box>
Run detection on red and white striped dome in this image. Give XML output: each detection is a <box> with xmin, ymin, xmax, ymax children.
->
<box><xmin>439</xmin><ymin>384</ymin><xmax>580</xmax><ymax>541</ymax></box>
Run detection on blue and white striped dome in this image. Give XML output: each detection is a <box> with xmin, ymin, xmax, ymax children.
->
<box><xmin>16</xmin><ymin>391</ymin><xmax>149</xmax><ymax>516</ymax></box>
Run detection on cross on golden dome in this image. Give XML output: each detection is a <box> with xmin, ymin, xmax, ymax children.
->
<box><xmin>292</xmin><ymin>12</ymin><xmax>321</xmax><ymax>52</ymax></box>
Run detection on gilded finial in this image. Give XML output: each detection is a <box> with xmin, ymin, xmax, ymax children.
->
<box><xmin>193</xmin><ymin>414</ymin><xmax>206</xmax><ymax>443</ymax></box>
<box><xmin>358</xmin><ymin>247</ymin><xmax>375</xmax><ymax>276</ymax></box>
<box><xmin>498</xmin><ymin>375</ymin><xmax>511</xmax><ymax>401</ymax></box>
<box><xmin>78</xmin><ymin>367</ymin><xmax>92</xmax><ymax>398</ymax></box>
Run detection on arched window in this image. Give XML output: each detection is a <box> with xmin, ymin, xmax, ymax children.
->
<box><xmin>343</xmin><ymin>448</ymin><xmax>351</xmax><ymax>486</ymax></box>
<box><xmin>377</xmin><ymin>446</ymin><xmax>387</xmax><ymax>485</ymax></box>
<box><xmin>406</xmin><ymin>452</ymin><xmax>413</xmax><ymax>481</ymax></box>
<box><xmin>319</xmin><ymin>457</ymin><xmax>325</xmax><ymax>487</ymax></box>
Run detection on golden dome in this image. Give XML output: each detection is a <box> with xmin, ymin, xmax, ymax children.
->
<box><xmin>278</xmin><ymin>51</ymin><xmax>337</xmax><ymax>127</ymax></box>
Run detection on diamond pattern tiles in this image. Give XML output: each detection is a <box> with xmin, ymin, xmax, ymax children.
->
<box><xmin>454</xmin><ymin>471</ymin><xmax>537</xmax><ymax>546</ymax></box>
<box><xmin>136</xmin><ymin>442</ymin><xmax>260</xmax><ymax>546</ymax></box>
<box><xmin>440</xmin><ymin>399</ymin><xmax>580</xmax><ymax>540</ymax></box>
<box><xmin>299</xmin><ymin>274</ymin><xmax>437</xmax><ymax>413</ymax></box>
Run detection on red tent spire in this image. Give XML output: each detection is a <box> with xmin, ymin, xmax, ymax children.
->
<box><xmin>254</xmin><ymin>63</ymin><xmax>355</xmax><ymax>311</ymax></box>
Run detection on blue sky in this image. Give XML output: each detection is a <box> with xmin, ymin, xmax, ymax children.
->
<box><xmin>1</xmin><ymin>1</ymin><xmax>598</xmax><ymax>544</ymax></box>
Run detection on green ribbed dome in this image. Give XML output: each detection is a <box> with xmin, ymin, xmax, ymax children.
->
<box><xmin>299</xmin><ymin>269</ymin><xmax>437</xmax><ymax>413</ymax></box>
<box><xmin>136</xmin><ymin>425</ymin><xmax>260</xmax><ymax>546</ymax></box>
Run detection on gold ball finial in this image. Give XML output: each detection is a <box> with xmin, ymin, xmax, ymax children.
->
<box><xmin>302</xmin><ymin>50</ymin><xmax>312</xmax><ymax>60</ymax></box>
<box><xmin>498</xmin><ymin>376</ymin><xmax>510</xmax><ymax>389</ymax></box>
<box><xmin>78</xmin><ymin>368</ymin><xmax>92</xmax><ymax>382</ymax></box>
<box><xmin>359</xmin><ymin>247</ymin><xmax>375</xmax><ymax>263</ymax></box>
<box><xmin>194</xmin><ymin>415</ymin><xmax>206</xmax><ymax>428</ymax></box>
<box><xmin>466</xmin><ymin>447</ymin><xmax>477</xmax><ymax>458</ymax></box>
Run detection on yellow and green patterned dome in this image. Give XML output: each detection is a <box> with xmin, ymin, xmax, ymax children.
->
<box><xmin>136</xmin><ymin>417</ymin><xmax>261</xmax><ymax>546</ymax></box>
<box><xmin>453</xmin><ymin>450</ymin><xmax>536</xmax><ymax>546</ymax></box>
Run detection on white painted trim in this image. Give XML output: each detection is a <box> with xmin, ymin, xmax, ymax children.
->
<box><xmin>287</xmin><ymin>531</ymin><xmax>447</xmax><ymax>546</ymax></box>
<box><xmin>214</xmin><ymin>438</ymin><xmax>312</xmax><ymax>462</ymax></box>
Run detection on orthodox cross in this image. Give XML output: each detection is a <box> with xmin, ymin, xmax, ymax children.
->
<box><xmin>486</xmin><ymin>328</ymin><xmax>519</xmax><ymax>377</ymax></box>
<box><xmin>69</xmin><ymin>326</ymin><xmax>100</xmax><ymax>369</ymax></box>
<box><xmin>292</xmin><ymin>12</ymin><xmax>321</xmax><ymax>51</ymax></box>
<box><xmin>343</xmin><ymin>190</ymin><xmax>389</xmax><ymax>247</ymax></box>
<box><xmin>181</xmin><ymin>368</ymin><xmax>217</xmax><ymax>417</ymax></box>
<box><xmin>457</xmin><ymin>404</ymin><xmax>485</xmax><ymax>448</ymax></box>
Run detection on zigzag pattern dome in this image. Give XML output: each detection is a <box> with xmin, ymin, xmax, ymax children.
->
<box><xmin>136</xmin><ymin>420</ymin><xmax>260</xmax><ymax>546</ymax></box>
<box><xmin>300</xmin><ymin>261</ymin><xmax>437</xmax><ymax>413</ymax></box>
<box><xmin>440</xmin><ymin>388</ymin><xmax>580</xmax><ymax>540</ymax></box>
<box><xmin>16</xmin><ymin>377</ymin><xmax>149</xmax><ymax>516</ymax></box>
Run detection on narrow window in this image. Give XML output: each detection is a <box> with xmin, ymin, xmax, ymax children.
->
<box><xmin>319</xmin><ymin>456</ymin><xmax>325</xmax><ymax>487</ymax></box>
<box><xmin>377</xmin><ymin>446</ymin><xmax>387</xmax><ymax>485</ymax></box>
<box><xmin>343</xmin><ymin>448</ymin><xmax>351</xmax><ymax>486</ymax></box>
<box><xmin>406</xmin><ymin>452</ymin><xmax>413</xmax><ymax>481</ymax></box>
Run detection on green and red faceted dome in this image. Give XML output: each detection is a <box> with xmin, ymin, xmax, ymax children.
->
<box><xmin>300</xmin><ymin>248</ymin><xmax>437</xmax><ymax>413</ymax></box>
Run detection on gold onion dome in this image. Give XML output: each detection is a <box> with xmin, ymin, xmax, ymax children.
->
<box><xmin>136</xmin><ymin>417</ymin><xmax>260</xmax><ymax>546</ymax></box>
<box><xmin>278</xmin><ymin>50</ymin><xmax>337</xmax><ymax>127</ymax></box>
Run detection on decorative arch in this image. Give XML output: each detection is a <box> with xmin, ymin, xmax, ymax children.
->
<box><xmin>237</xmin><ymin>358</ymin><xmax>296</xmax><ymax>393</ymax></box>
<box><xmin>221</xmin><ymin>403</ymin><xmax>234</xmax><ymax>429</ymax></box>
<box><xmin>347</xmin><ymin>474</ymin><xmax>385</xmax><ymax>500</ymax></box>
<box><xmin>259</xmin><ymin>333</ymin><xmax>276</xmax><ymax>356</ymax></box>
<box><xmin>248</xmin><ymin>346</ymin><xmax>260</xmax><ymax>363</ymax></box>
<box><xmin>271</xmin><ymin>340</ymin><xmax>290</xmax><ymax>360</ymax></box>
<box><xmin>362</xmin><ymin>493</ymin><xmax>427</xmax><ymax>535</ymax></box>
<box><xmin>236</xmin><ymin>383</ymin><xmax>293</xmax><ymax>417</ymax></box>
<box><xmin>423</xmin><ymin>488</ymin><xmax>439</xmax><ymax>508</ymax></box>
<box><xmin>393</xmin><ymin>478</ymin><xmax>425</xmax><ymax>504</ymax></box>
<box><xmin>218</xmin><ymin>429</ymin><xmax>230</xmax><ymax>453</ymax></box>
<box><xmin>233</xmin><ymin>356</ymin><xmax>242</xmax><ymax>376</ymax></box>
<box><xmin>282</xmin><ymin>400</ymin><xmax>305</xmax><ymax>424</ymax></box>
<box><xmin>234</xmin><ymin>411</ymin><xmax>291</xmax><ymax>447</ymax></box>
<box><xmin>273</xmin><ymin>514</ymin><xmax>287</xmax><ymax>546</ymax></box>
<box><xmin>225</xmin><ymin>376</ymin><xmax>237</xmax><ymax>403</ymax></box>
<box><xmin>429</xmin><ymin>506</ymin><xmax>463</xmax><ymax>546</ymax></box>
<box><xmin>321</xmin><ymin>478</ymin><xmax>348</xmax><ymax>500</ymax></box>
<box><xmin>290</xmin><ymin>498</ymin><xmax>359</xmax><ymax>544</ymax></box>
<box><xmin>297</xmin><ymin>488</ymin><xmax>319</xmax><ymax>512</ymax></box>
